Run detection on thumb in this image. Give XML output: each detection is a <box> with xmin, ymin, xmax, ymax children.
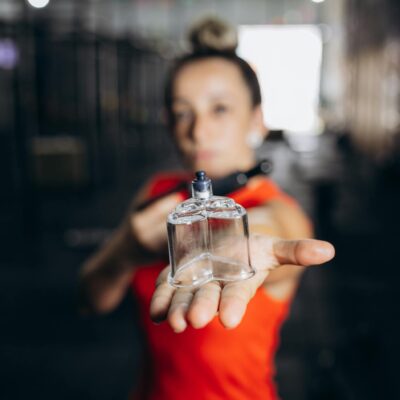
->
<box><xmin>273</xmin><ymin>239</ymin><xmax>335</xmax><ymax>267</ymax></box>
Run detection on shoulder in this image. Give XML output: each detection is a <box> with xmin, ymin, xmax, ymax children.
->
<box><xmin>258</xmin><ymin>200</ymin><xmax>313</xmax><ymax>299</ymax></box>
<box><xmin>266</xmin><ymin>199</ymin><xmax>313</xmax><ymax>239</ymax></box>
<box><xmin>145</xmin><ymin>170</ymin><xmax>189</xmax><ymax>197</ymax></box>
<box><xmin>134</xmin><ymin>170</ymin><xmax>188</xmax><ymax>200</ymax></box>
<box><xmin>243</xmin><ymin>176</ymin><xmax>313</xmax><ymax>239</ymax></box>
<box><xmin>128</xmin><ymin>170</ymin><xmax>187</xmax><ymax>210</ymax></box>
<box><xmin>232</xmin><ymin>176</ymin><xmax>297</xmax><ymax>209</ymax></box>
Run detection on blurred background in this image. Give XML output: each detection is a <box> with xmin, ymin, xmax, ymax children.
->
<box><xmin>1</xmin><ymin>0</ymin><xmax>399</xmax><ymax>399</ymax></box>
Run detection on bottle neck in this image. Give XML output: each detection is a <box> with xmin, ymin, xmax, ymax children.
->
<box><xmin>192</xmin><ymin>187</ymin><xmax>212</xmax><ymax>200</ymax></box>
<box><xmin>191</xmin><ymin>171</ymin><xmax>213</xmax><ymax>200</ymax></box>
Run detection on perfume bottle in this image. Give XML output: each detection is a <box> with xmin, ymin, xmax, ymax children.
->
<box><xmin>167</xmin><ymin>171</ymin><xmax>255</xmax><ymax>288</ymax></box>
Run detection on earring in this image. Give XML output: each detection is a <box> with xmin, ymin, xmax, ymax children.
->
<box><xmin>246</xmin><ymin>132</ymin><xmax>263</xmax><ymax>149</ymax></box>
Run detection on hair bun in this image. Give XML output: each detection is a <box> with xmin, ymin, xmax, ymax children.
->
<box><xmin>188</xmin><ymin>16</ymin><xmax>238</xmax><ymax>54</ymax></box>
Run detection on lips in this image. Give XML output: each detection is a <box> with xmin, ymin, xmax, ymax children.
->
<box><xmin>195</xmin><ymin>150</ymin><xmax>216</xmax><ymax>160</ymax></box>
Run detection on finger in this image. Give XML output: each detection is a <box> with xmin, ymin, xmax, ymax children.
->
<box><xmin>167</xmin><ymin>288</ymin><xmax>195</xmax><ymax>333</ymax></box>
<box><xmin>150</xmin><ymin>268</ymin><xmax>175</xmax><ymax>323</ymax></box>
<box><xmin>142</xmin><ymin>193</ymin><xmax>183</xmax><ymax>223</ymax></box>
<box><xmin>132</xmin><ymin>194</ymin><xmax>182</xmax><ymax>246</ymax></box>
<box><xmin>140</xmin><ymin>219</ymin><xmax>169</xmax><ymax>248</ymax></box>
<box><xmin>273</xmin><ymin>239</ymin><xmax>335</xmax><ymax>267</ymax></box>
<box><xmin>133</xmin><ymin>193</ymin><xmax>182</xmax><ymax>231</ymax></box>
<box><xmin>186</xmin><ymin>281</ymin><xmax>221</xmax><ymax>329</ymax></box>
<box><xmin>219</xmin><ymin>270</ymin><xmax>268</xmax><ymax>329</ymax></box>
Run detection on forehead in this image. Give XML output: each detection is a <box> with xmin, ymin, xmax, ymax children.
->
<box><xmin>172</xmin><ymin>57</ymin><xmax>251</xmax><ymax>104</ymax></box>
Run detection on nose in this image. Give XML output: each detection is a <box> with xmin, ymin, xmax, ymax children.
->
<box><xmin>190</xmin><ymin>114</ymin><xmax>211</xmax><ymax>145</ymax></box>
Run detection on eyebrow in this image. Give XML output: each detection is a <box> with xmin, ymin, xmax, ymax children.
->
<box><xmin>172</xmin><ymin>94</ymin><xmax>233</xmax><ymax>106</ymax></box>
<box><xmin>172</xmin><ymin>98</ymin><xmax>191</xmax><ymax>107</ymax></box>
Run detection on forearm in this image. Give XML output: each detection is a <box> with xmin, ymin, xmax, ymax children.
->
<box><xmin>79</xmin><ymin>223</ymin><xmax>150</xmax><ymax>314</ymax></box>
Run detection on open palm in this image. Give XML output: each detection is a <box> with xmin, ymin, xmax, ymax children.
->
<box><xmin>150</xmin><ymin>234</ymin><xmax>335</xmax><ymax>332</ymax></box>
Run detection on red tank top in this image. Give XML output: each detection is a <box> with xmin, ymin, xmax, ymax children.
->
<box><xmin>131</xmin><ymin>173</ymin><xmax>299</xmax><ymax>400</ymax></box>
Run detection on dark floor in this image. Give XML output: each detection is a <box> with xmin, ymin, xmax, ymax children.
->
<box><xmin>1</xmin><ymin>133</ymin><xmax>400</xmax><ymax>400</ymax></box>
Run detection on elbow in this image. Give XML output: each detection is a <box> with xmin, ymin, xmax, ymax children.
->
<box><xmin>78</xmin><ymin>278</ymin><xmax>118</xmax><ymax>315</ymax></box>
<box><xmin>78</xmin><ymin>296</ymin><xmax>114</xmax><ymax>315</ymax></box>
<box><xmin>87</xmin><ymin>296</ymin><xmax>120</xmax><ymax>315</ymax></box>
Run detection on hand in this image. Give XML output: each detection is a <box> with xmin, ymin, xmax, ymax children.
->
<box><xmin>129</xmin><ymin>193</ymin><xmax>183</xmax><ymax>253</ymax></box>
<box><xmin>150</xmin><ymin>234</ymin><xmax>335</xmax><ymax>332</ymax></box>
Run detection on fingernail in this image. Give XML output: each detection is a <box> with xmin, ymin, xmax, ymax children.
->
<box><xmin>315</xmin><ymin>244</ymin><xmax>335</xmax><ymax>258</ymax></box>
<box><xmin>173</xmin><ymin>324</ymin><xmax>186</xmax><ymax>334</ymax></box>
<box><xmin>222</xmin><ymin>311</ymin><xmax>242</xmax><ymax>329</ymax></box>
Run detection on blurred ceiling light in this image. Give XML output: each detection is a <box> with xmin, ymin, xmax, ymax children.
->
<box><xmin>311</xmin><ymin>0</ymin><xmax>325</xmax><ymax>3</ymax></box>
<box><xmin>27</xmin><ymin>0</ymin><xmax>50</xmax><ymax>9</ymax></box>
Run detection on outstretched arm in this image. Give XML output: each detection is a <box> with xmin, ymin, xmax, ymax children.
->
<box><xmin>79</xmin><ymin>188</ymin><xmax>182</xmax><ymax>314</ymax></box>
<box><xmin>150</xmin><ymin>235</ymin><xmax>334</xmax><ymax>332</ymax></box>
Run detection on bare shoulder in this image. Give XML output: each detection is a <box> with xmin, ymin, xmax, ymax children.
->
<box><xmin>266</xmin><ymin>199</ymin><xmax>313</xmax><ymax>239</ymax></box>
<box><xmin>246</xmin><ymin>198</ymin><xmax>313</xmax><ymax>239</ymax></box>
<box><xmin>255</xmin><ymin>200</ymin><xmax>314</xmax><ymax>300</ymax></box>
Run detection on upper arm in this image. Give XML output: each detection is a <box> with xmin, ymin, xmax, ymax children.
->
<box><xmin>248</xmin><ymin>200</ymin><xmax>313</xmax><ymax>300</ymax></box>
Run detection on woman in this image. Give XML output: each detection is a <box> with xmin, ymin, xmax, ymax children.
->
<box><xmin>79</xmin><ymin>17</ymin><xmax>335</xmax><ymax>400</ymax></box>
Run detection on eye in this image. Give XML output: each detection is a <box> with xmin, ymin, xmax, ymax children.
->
<box><xmin>213</xmin><ymin>104</ymin><xmax>229</xmax><ymax>115</ymax></box>
<box><xmin>173</xmin><ymin>110</ymin><xmax>193</xmax><ymax>123</ymax></box>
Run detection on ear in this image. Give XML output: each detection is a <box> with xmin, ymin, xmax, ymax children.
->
<box><xmin>250</xmin><ymin>105</ymin><xmax>269</xmax><ymax>140</ymax></box>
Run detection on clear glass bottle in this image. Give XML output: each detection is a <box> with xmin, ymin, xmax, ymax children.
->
<box><xmin>167</xmin><ymin>171</ymin><xmax>255</xmax><ymax>288</ymax></box>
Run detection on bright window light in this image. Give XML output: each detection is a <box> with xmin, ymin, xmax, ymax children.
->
<box><xmin>27</xmin><ymin>0</ymin><xmax>50</xmax><ymax>9</ymax></box>
<box><xmin>238</xmin><ymin>25</ymin><xmax>323</xmax><ymax>135</ymax></box>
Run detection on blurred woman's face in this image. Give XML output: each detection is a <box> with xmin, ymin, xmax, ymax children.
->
<box><xmin>170</xmin><ymin>57</ymin><xmax>264</xmax><ymax>179</ymax></box>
